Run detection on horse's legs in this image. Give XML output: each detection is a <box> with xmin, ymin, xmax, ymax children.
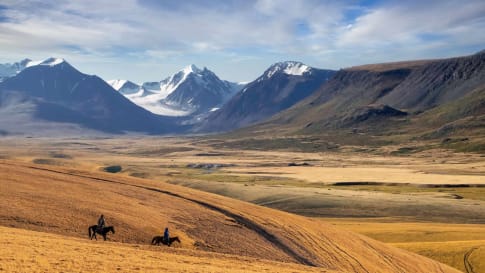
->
<box><xmin>103</xmin><ymin>233</ymin><xmax>107</xmax><ymax>241</ymax></box>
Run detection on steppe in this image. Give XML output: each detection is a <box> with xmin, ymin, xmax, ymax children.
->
<box><xmin>1</xmin><ymin>136</ymin><xmax>483</xmax><ymax>272</ymax></box>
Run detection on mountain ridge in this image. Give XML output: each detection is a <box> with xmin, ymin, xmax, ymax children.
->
<box><xmin>108</xmin><ymin>64</ymin><xmax>243</xmax><ymax>116</ymax></box>
<box><xmin>197</xmin><ymin>61</ymin><xmax>336</xmax><ymax>132</ymax></box>
<box><xmin>0</xmin><ymin>58</ymin><xmax>181</xmax><ymax>135</ymax></box>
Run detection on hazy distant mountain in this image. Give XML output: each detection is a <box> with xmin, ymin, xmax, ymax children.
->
<box><xmin>111</xmin><ymin>65</ymin><xmax>243</xmax><ymax>117</ymax></box>
<box><xmin>0</xmin><ymin>58</ymin><xmax>34</xmax><ymax>81</ymax></box>
<box><xmin>197</xmin><ymin>61</ymin><xmax>335</xmax><ymax>132</ymax></box>
<box><xmin>0</xmin><ymin>58</ymin><xmax>180</xmax><ymax>135</ymax></box>
<box><xmin>107</xmin><ymin>79</ymin><xmax>141</xmax><ymax>95</ymax></box>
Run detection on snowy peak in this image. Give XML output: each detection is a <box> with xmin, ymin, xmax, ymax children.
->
<box><xmin>118</xmin><ymin>65</ymin><xmax>242</xmax><ymax>117</ymax></box>
<box><xmin>163</xmin><ymin>65</ymin><xmax>239</xmax><ymax>112</ymax></box>
<box><xmin>0</xmin><ymin>58</ymin><xmax>34</xmax><ymax>80</ymax></box>
<box><xmin>264</xmin><ymin>61</ymin><xmax>311</xmax><ymax>78</ymax></box>
<box><xmin>107</xmin><ymin>79</ymin><xmax>141</xmax><ymax>95</ymax></box>
<box><xmin>183</xmin><ymin>64</ymin><xmax>203</xmax><ymax>75</ymax></box>
<box><xmin>26</xmin><ymin>57</ymin><xmax>67</xmax><ymax>68</ymax></box>
<box><xmin>40</xmin><ymin>57</ymin><xmax>66</xmax><ymax>67</ymax></box>
<box><xmin>108</xmin><ymin>79</ymin><xmax>129</xmax><ymax>91</ymax></box>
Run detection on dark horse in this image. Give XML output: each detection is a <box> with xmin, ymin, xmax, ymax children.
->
<box><xmin>88</xmin><ymin>225</ymin><xmax>115</xmax><ymax>241</ymax></box>
<box><xmin>151</xmin><ymin>235</ymin><xmax>181</xmax><ymax>246</ymax></box>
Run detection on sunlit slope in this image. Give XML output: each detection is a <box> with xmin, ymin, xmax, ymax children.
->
<box><xmin>0</xmin><ymin>159</ymin><xmax>459</xmax><ymax>273</ymax></box>
<box><xmin>0</xmin><ymin>226</ymin><xmax>334</xmax><ymax>273</ymax></box>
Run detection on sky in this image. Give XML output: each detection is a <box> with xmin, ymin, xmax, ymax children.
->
<box><xmin>0</xmin><ymin>0</ymin><xmax>484</xmax><ymax>83</ymax></box>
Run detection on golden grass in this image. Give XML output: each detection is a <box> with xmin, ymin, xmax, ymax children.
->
<box><xmin>225</xmin><ymin>165</ymin><xmax>485</xmax><ymax>185</ymax></box>
<box><xmin>0</xmin><ymin>159</ymin><xmax>459</xmax><ymax>273</ymax></box>
<box><xmin>1</xmin><ymin>137</ymin><xmax>483</xmax><ymax>272</ymax></box>
<box><xmin>0</xmin><ymin>226</ymin><xmax>334</xmax><ymax>273</ymax></box>
<box><xmin>393</xmin><ymin>241</ymin><xmax>485</xmax><ymax>273</ymax></box>
<box><xmin>322</xmin><ymin>218</ymin><xmax>485</xmax><ymax>272</ymax></box>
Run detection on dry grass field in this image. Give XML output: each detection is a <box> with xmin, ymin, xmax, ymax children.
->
<box><xmin>0</xmin><ymin>136</ymin><xmax>483</xmax><ymax>272</ymax></box>
<box><xmin>322</xmin><ymin>219</ymin><xmax>485</xmax><ymax>273</ymax></box>
<box><xmin>0</xmin><ymin>226</ymin><xmax>337</xmax><ymax>273</ymax></box>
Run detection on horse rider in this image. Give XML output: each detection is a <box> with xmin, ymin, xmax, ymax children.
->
<box><xmin>97</xmin><ymin>214</ymin><xmax>106</xmax><ymax>232</ymax></box>
<box><xmin>164</xmin><ymin>227</ymin><xmax>169</xmax><ymax>244</ymax></box>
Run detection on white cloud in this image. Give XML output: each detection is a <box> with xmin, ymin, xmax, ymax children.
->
<box><xmin>0</xmin><ymin>0</ymin><xmax>483</xmax><ymax>82</ymax></box>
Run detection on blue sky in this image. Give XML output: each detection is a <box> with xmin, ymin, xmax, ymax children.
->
<box><xmin>0</xmin><ymin>0</ymin><xmax>484</xmax><ymax>83</ymax></box>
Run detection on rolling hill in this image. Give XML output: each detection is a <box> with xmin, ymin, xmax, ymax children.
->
<box><xmin>0</xmin><ymin>159</ymin><xmax>459</xmax><ymax>273</ymax></box>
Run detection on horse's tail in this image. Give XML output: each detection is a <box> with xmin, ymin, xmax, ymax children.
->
<box><xmin>88</xmin><ymin>226</ymin><xmax>92</xmax><ymax>238</ymax></box>
<box><xmin>151</xmin><ymin>236</ymin><xmax>157</xmax><ymax>245</ymax></box>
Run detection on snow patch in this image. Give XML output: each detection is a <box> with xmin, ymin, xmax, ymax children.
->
<box><xmin>27</xmin><ymin>57</ymin><xmax>65</xmax><ymax>67</ymax></box>
<box><xmin>107</xmin><ymin>79</ymin><xmax>128</xmax><ymax>91</ymax></box>
<box><xmin>283</xmin><ymin>63</ymin><xmax>310</xmax><ymax>76</ymax></box>
<box><xmin>183</xmin><ymin>64</ymin><xmax>202</xmax><ymax>75</ymax></box>
<box><xmin>265</xmin><ymin>61</ymin><xmax>311</xmax><ymax>78</ymax></box>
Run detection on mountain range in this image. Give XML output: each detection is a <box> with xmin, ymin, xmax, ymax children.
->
<box><xmin>0</xmin><ymin>51</ymin><xmax>483</xmax><ymax>145</ymax></box>
<box><xmin>108</xmin><ymin>65</ymin><xmax>244</xmax><ymax>117</ymax></box>
<box><xmin>0</xmin><ymin>58</ymin><xmax>180</xmax><ymax>135</ymax></box>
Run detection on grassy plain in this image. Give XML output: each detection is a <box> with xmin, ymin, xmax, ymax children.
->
<box><xmin>0</xmin><ymin>136</ymin><xmax>483</xmax><ymax>272</ymax></box>
<box><xmin>322</xmin><ymin>219</ymin><xmax>485</xmax><ymax>273</ymax></box>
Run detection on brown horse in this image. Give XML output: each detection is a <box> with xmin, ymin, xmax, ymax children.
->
<box><xmin>151</xmin><ymin>235</ymin><xmax>181</xmax><ymax>246</ymax></box>
<box><xmin>88</xmin><ymin>225</ymin><xmax>115</xmax><ymax>241</ymax></box>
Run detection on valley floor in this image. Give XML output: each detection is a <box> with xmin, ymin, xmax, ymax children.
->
<box><xmin>322</xmin><ymin>218</ymin><xmax>485</xmax><ymax>273</ymax></box>
<box><xmin>0</xmin><ymin>136</ymin><xmax>483</xmax><ymax>272</ymax></box>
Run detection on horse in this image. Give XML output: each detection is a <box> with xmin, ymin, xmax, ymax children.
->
<box><xmin>151</xmin><ymin>235</ymin><xmax>181</xmax><ymax>246</ymax></box>
<box><xmin>88</xmin><ymin>225</ymin><xmax>115</xmax><ymax>241</ymax></box>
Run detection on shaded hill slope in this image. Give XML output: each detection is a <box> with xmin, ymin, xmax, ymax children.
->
<box><xmin>0</xmin><ymin>159</ymin><xmax>459</xmax><ymax>273</ymax></box>
<box><xmin>244</xmin><ymin>51</ymin><xmax>484</xmax><ymax>142</ymax></box>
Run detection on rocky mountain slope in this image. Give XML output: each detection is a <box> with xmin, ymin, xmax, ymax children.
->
<box><xmin>197</xmin><ymin>62</ymin><xmax>335</xmax><ymax>132</ymax></box>
<box><xmin>109</xmin><ymin>65</ymin><xmax>242</xmax><ymax>116</ymax></box>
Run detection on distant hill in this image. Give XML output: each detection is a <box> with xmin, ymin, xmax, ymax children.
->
<box><xmin>0</xmin><ymin>58</ymin><xmax>180</xmax><ymax>135</ymax></box>
<box><xmin>197</xmin><ymin>61</ymin><xmax>335</xmax><ymax>132</ymax></box>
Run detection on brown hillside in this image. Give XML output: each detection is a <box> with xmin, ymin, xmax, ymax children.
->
<box><xmin>0</xmin><ymin>159</ymin><xmax>459</xmax><ymax>273</ymax></box>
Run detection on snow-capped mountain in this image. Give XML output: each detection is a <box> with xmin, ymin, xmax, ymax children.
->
<box><xmin>107</xmin><ymin>79</ymin><xmax>141</xmax><ymax>95</ymax></box>
<box><xmin>0</xmin><ymin>57</ymin><xmax>180</xmax><ymax>135</ymax></box>
<box><xmin>0</xmin><ymin>58</ymin><xmax>35</xmax><ymax>81</ymax></box>
<box><xmin>197</xmin><ymin>61</ymin><xmax>336</xmax><ymax>132</ymax></box>
<box><xmin>162</xmin><ymin>65</ymin><xmax>242</xmax><ymax>114</ymax></box>
<box><xmin>113</xmin><ymin>65</ymin><xmax>243</xmax><ymax>116</ymax></box>
<box><xmin>263</xmin><ymin>61</ymin><xmax>311</xmax><ymax>79</ymax></box>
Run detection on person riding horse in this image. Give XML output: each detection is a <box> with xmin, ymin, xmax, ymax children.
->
<box><xmin>163</xmin><ymin>227</ymin><xmax>169</xmax><ymax>244</ymax></box>
<box><xmin>97</xmin><ymin>214</ymin><xmax>106</xmax><ymax>233</ymax></box>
